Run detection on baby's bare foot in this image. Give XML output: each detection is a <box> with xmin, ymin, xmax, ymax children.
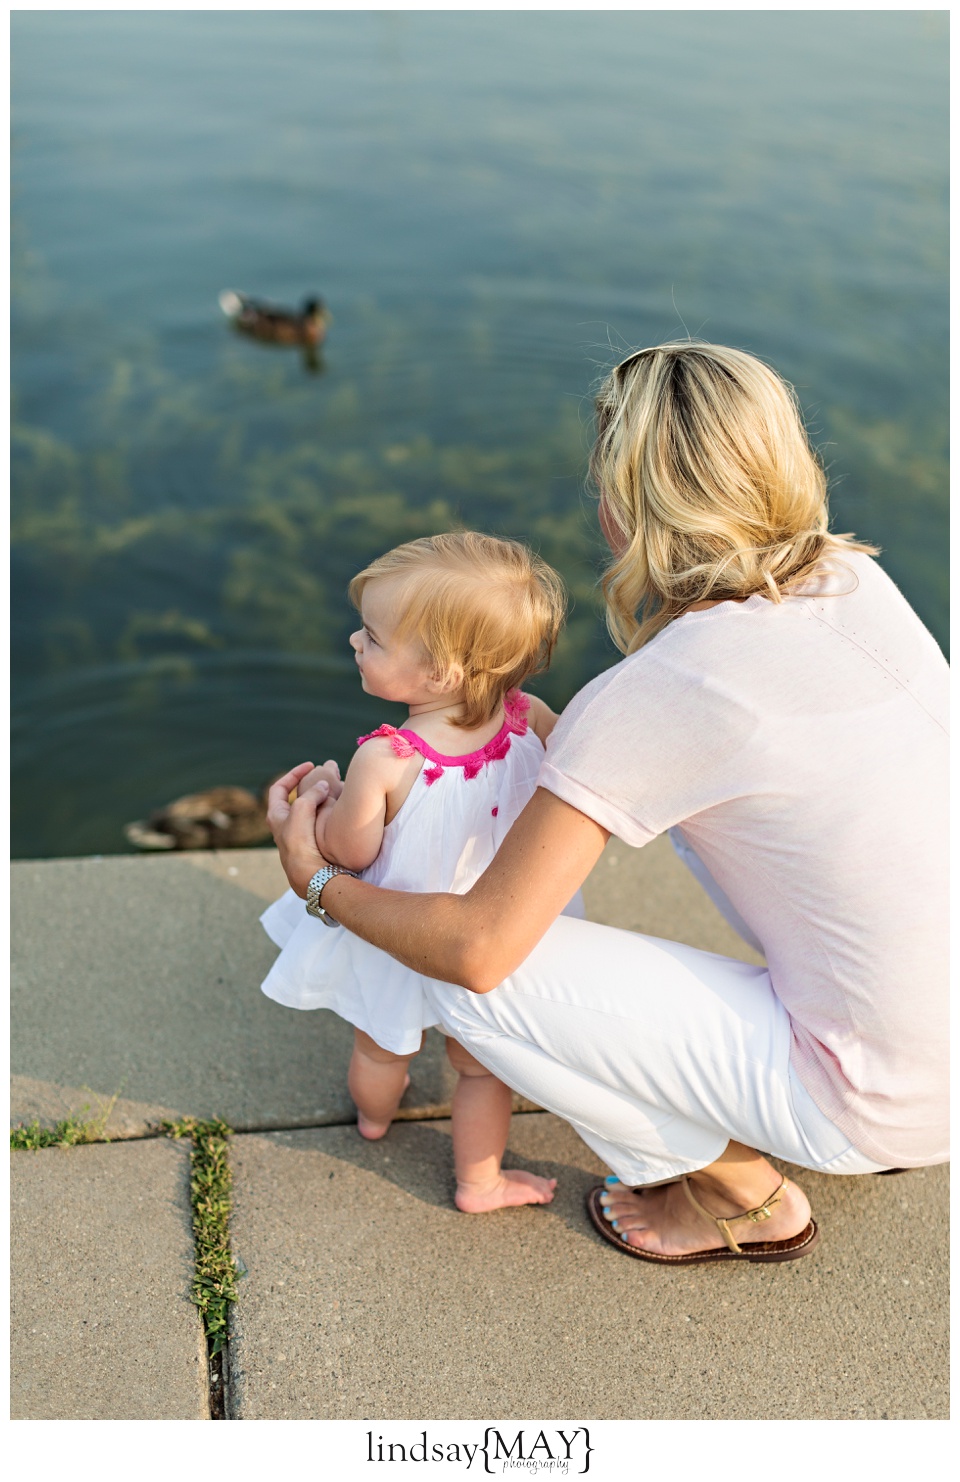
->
<box><xmin>357</xmin><ymin>1113</ymin><xmax>391</xmax><ymax>1140</ymax></box>
<box><xmin>455</xmin><ymin>1170</ymin><xmax>557</xmax><ymax>1214</ymax></box>
<box><xmin>356</xmin><ymin>1075</ymin><xmax>410</xmax><ymax>1141</ymax></box>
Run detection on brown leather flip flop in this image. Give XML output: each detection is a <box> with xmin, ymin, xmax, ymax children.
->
<box><xmin>585</xmin><ymin>1175</ymin><xmax>820</xmax><ymax>1266</ymax></box>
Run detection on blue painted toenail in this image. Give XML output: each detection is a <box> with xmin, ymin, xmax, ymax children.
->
<box><xmin>604</xmin><ymin>1175</ymin><xmax>620</xmax><ymax>1186</ymax></box>
<box><xmin>612</xmin><ymin>1220</ymin><xmax>620</xmax><ymax>1230</ymax></box>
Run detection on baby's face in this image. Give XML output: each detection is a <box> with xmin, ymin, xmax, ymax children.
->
<box><xmin>349</xmin><ymin>579</ymin><xmax>435</xmax><ymax>705</ymax></box>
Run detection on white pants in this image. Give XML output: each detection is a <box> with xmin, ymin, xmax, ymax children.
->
<box><xmin>424</xmin><ymin>907</ymin><xmax>888</xmax><ymax>1185</ymax></box>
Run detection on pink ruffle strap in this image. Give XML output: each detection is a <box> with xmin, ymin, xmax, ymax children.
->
<box><xmin>356</xmin><ymin>723</ymin><xmax>417</xmax><ymax>759</ymax></box>
<box><xmin>356</xmin><ymin>693</ymin><xmax>529</xmax><ymax>786</ymax></box>
<box><xmin>503</xmin><ymin>688</ymin><xmax>530</xmax><ymax>735</ymax></box>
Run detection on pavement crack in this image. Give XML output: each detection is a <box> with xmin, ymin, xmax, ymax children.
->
<box><xmin>163</xmin><ymin>1117</ymin><xmax>239</xmax><ymax>1420</ymax></box>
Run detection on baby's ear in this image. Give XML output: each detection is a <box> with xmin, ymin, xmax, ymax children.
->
<box><xmin>429</xmin><ymin>662</ymin><xmax>463</xmax><ymax>696</ymax></box>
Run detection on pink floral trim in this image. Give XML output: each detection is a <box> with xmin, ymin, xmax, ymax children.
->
<box><xmin>356</xmin><ymin>691</ymin><xmax>530</xmax><ymax>786</ymax></box>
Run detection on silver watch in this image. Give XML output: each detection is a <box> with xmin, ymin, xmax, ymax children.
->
<box><xmin>306</xmin><ymin>865</ymin><xmax>357</xmax><ymax>927</ymax></box>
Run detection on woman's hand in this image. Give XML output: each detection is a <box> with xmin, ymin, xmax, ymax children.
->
<box><xmin>266</xmin><ymin>761</ymin><xmax>333</xmax><ymax>898</ymax></box>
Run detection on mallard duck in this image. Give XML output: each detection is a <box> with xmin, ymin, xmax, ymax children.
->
<box><xmin>124</xmin><ymin>785</ymin><xmax>272</xmax><ymax>851</ymax></box>
<box><xmin>218</xmin><ymin>290</ymin><xmax>330</xmax><ymax>346</ymax></box>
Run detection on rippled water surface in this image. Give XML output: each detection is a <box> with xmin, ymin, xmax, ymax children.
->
<box><xmin>11</xmin><ymin>11</ymin><xmax>948</xmax><ymax>857</ymax></box>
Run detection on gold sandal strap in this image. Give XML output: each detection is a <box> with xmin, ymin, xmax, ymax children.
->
<box><xmin>681</xmin><ymin>1175</ymin><xmax>788</xmax><ymax>1256</ymax></box>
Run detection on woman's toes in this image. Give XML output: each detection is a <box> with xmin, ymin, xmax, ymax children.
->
<box><xmin>600</xmin><ymin>1187</ymin><xmax>645</xmax><ymax>1221</ymax></box>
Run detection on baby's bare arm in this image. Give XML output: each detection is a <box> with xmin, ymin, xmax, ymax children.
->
<box><xmin>308</xmin><ymin>794</ymin><xmax>347</xmax><ymax>866</ymax></box>
<box><xmin>299</xmin><ymin>741</ymin><xmax>405</xmax><ymax>873</ymax></box>
<box><xmin>291</xmin><ymin>762</ymin><xmax>350</xmax><ymax>867</ymax></box>
<box><xmin>526</xmin><ymin>693</ymin><xmax>560</xmax><ymax>743</ymax></box>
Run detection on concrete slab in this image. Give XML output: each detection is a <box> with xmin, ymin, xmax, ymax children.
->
<box><xmin>10</xmin><ymin>1136</ymin><xmax>209</xmax><ymax>1419</ymax></box>
<box><xmin>226</xmin><ymin>1117</ymin><xmax>947</xmax><ymax>1421</ymax></box>
<box><xmin>10</xmin><ymin>1075</ymin><xmax>183</xmax><ymax>1141</ymax></box>
<box><xmin>11</xmin><ymin>836</ymin><xmax>755</xmax><ymax>1136</ymax></box>
<box><xmin>10</xmin><ymin>851</ymin><xmax>455</xmax><ymax>1135</ymax></box>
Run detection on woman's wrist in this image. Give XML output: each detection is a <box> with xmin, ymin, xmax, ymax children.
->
<box><xmin>317</xmin><ymin>868</ymin><xmax>357</xmax><ymax>914</ymax></box>
<box><xmin>288</xmin><ymin>848</ymin><xmax>326</xmax><ymax>899</ymax></box>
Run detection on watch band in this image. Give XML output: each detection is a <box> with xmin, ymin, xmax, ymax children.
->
<box><xmin>305</xmin><ymin>865</ymin><xmax>357</xmax><ymax>927</ymax></box>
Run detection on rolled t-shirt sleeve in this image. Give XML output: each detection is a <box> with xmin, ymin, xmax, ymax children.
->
<box><xmin>538</xmin><ymin>759</ymin><xmax>659</xmax><ymax>846</ymax></box>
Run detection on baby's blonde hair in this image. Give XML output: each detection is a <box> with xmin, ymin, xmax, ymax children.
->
<box><xmin>349</xmin><ymin>532</ymin><xmax>566</xmax><ymax>728</ymax></box>
<box><xmin>590</xmin><ymin>340</ymin><xmax>878</xmax><ymax>654</ymax></box>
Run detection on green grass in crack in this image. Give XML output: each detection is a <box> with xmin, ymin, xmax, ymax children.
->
<box><xmin>10</xmin><ymin>1091</ymin><xmax>120</xmax><ymax>1149</ymax></box>
<box><xmin>164</xmin><ymin>1116</ymin><xmax>240</xmax><ymax>1355</ymax></box>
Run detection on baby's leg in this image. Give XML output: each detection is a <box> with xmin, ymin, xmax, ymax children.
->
<box><xmin>445</xmin><ymin>1037</ymin><xmax>557</xmax><ymax>1213</ymax></box>
<box><xmin>349</xmin><ymin>1029</ymin><xmax>423</xmax><ymax>1140</ymax></box>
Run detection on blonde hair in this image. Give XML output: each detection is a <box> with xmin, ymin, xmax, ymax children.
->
<box><xmin>590</xmin><ymin>340</ymin><xmax>879</xmax><ymax>654</ymax></box>
<box><xmin>349</xmin><ymin>532</ymin><xmax>566</xmax><ymax>728</ymax></box>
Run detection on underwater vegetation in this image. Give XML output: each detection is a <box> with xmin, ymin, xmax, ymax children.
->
<box><xmin>12</xmin><ymin>329</ymin><xmax>947</xmax><ymax>707</ymax></box>
<box><xmin>10</xmin><ymin>334</ymin><xmax>616</xmax><ymax>855</ymax></box>
<box><xmin>11</xmin><ymin>355</ymin><xmax>606</xmax><ymax>701</ymax></box>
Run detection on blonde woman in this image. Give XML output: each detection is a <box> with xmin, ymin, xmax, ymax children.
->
<box><xmin>269</xmin><ymin>342</ymin><xmax>948</xmax><ymax>1265</ymax></box>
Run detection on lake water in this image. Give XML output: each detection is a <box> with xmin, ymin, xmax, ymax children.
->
<box><xmin>11</xmin><ymin>10</ymin><xmax>948</xmax><ymax>858</ymax></box>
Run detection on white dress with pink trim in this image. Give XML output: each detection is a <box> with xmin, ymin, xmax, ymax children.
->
<box><xmin>260</xmin><ymin>691</ymin><xmax>584</xmax><ymax>1055</ymax></box>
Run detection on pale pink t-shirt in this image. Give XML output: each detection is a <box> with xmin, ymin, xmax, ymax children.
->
<box><xmin>539</xmin><ymin>552</ymin><xmax>948</xmax><ymax>1167</ymax></box>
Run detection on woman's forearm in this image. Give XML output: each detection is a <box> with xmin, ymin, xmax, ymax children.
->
<box><xmin>318</xmin><ymin>876</ymin><xmax>485</xmax><ymax>987</ymax></box>
<box><xmin>319</xmin><ymin>788</ymin><xmax>610</xmax><ymax>992</ymax></box>
<box><xmin>267</xmin><ymin>771</ymin><xmax>609</xmax><ymax>994</ymax></box>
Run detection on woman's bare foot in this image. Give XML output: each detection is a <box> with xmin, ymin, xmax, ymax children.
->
<box><xmin>598</xmin><ymin>1173</ymin><xmax>812</xmax><ymax>1256</ymax></box>
<box><xmin>356</xmin><ymin>1074</ymin><xmax>411</xmax><ymax>1141</ymax></box>
<box><xmin>455</xmin><ymin>1169</ymin><xmax>558</xmax><ymax>1214</ymax></box>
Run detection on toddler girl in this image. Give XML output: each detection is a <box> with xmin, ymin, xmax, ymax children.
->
<box><xmin>260</xmin><ymin>531</ymin><xmax>583</xmax><ymax>1213</ymax></box>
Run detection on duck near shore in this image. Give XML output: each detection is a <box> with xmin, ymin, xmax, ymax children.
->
<box><xmin>124</xmin><ymin>785</ymin><xmax>272</xmax><ymax>851</ymax></box>
<box><xmin>218</xmin><ymin>290</ymin><xmax>330</xmax><ymax>347</ymax></box>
